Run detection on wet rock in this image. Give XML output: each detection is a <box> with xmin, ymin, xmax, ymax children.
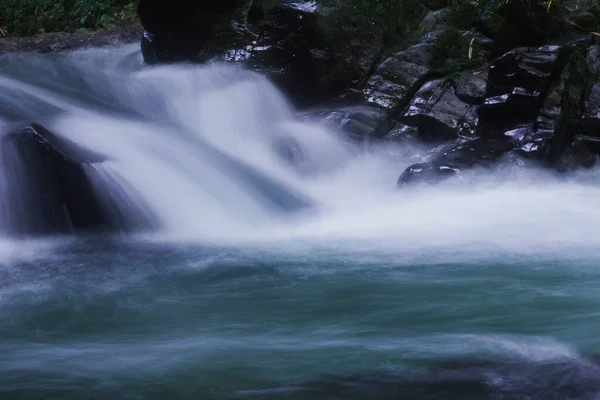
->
<box><xmin>207</xmin><ymin>0</ymin><xmax>389</xmax><ymax>107</ymax></box>
<box><xmin>362</xmin><ymin>53</ymin><xmax>432</xmax><ymax>110</ymax></box>
<box><xmin>301</xmin><ymin>105</ymin><xmax>387</xmax><ymax>139</ymax></box>
<box><xmin>580</xmin><ymin>83</ymin><xmax>600</xmax><ymax>135</ymax></box>
<box><xmin>453</xmin><ymin>68</ymin><xmax>489</xmax><ymax>105</ymax></box>
<box><xmin>382</xmin><ymin>122</ymin><xmax>421</xmax><ymax>143</ymax></box>
<box><xmin>397</xmin><ymin>138</ymin><xmax>515</xmax><ymax>186</ymax></box>
<box><xmin>478</xmin><ymin>45</ymin><xmax>564</xmax><ymax>136</ymax></box>
<box><xmin>362</xmin><ymin>16</ymin><xmax>481</xmax><ymax>112</ymax></box>
<box><xmin>588</xmin><ymin>45</ymin><xmax>600</xmax><ymax>79</ymax></box>
<box><xmin>399</xmin><ymin>78</ymin><xmax>478</xmax><ymax>142</ymax></box>
<box><xmin>564</xmin><ymin>135</ymin><xmax>600</xmax><ymax>169</ymax></box>
<box><xmin>476</xmin><ymin>0</ymin><xmax>506</xmax><ymax>39</ymax></box>
<box><xmin>0</xmin><ymin>123</ymin><xmax>110</xmax><ymax>235</ymax></box>
<box><xmin>398</xmin><ymin>163</ymin><xmax>462</xmax><ymax>185</ymax></box>
<box><xmin>0</xmin><ymin>123</ymin><xmax>156</xmax><ymax>236</ymax></box>
<box><xmin>518</xmin><ymin>49</ymin><xmax>590</xmax><ymax>165</ymax></box>
<box><xmin>137</xmin><ymin>0</ymin><xmax>239</xmax><ymax>64</ymax></box>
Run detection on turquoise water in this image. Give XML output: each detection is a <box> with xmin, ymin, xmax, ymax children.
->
<box><xmin>2</xmin><ymin>237</ymin><xmax>600</xmax><ymax>399</ymax></box>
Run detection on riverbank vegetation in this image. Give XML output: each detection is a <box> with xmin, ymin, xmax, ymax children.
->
<box><xmin>0</xmin><ymin>0</ymin><xmax>138</xmax><ymax>37</ymax></box>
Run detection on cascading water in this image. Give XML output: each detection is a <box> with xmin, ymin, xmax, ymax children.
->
<box><xmin>2</xmin><ymin>44</ymin><xmax>600</xmax><ymax>400</ymax></box>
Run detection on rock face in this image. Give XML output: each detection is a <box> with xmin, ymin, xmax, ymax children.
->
<box><xmin>136</xmin><ymin>0</ymin><xmax>600</xmax><ymax>183</ymax></box>
<box><xmin>209</xmin><ymin>0</ymin><xmax>391</xmax><ymax>107</ymax></box>
<box><xmin>137</xmin><ymin>0</ymin><xmax>394</xmax><ymax>107</ymax></box>
<box><xmin>137</xmin><ymin>0</ymin><xmax>240</xmax><ymax>64</ymax></box>
<box><xmin>383</xmin><ymin>0</ymin><xmax>600</xmax><ymax>186</ymax></box>
<box><xmin>0</xmin><ymin>123</ymin><xmax>153</xmax><ymax>235</ymax></box>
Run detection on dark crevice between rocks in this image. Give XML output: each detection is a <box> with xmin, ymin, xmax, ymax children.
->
<box><xmin>371</xmin><ymin>72</ymin><xmax>445</xmax><ymax>139</ymax></box>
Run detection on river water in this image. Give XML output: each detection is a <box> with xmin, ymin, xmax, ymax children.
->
<box><xmin>1</xmin><ymin>44</ymin><xmax>600</xmax><ymax>399</ymax></box>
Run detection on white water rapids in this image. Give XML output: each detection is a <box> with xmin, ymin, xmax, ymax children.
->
<box><xmin>0</xmin><ymin>43</ymin><xmax>599</xmax><ymax>258</ymax></box>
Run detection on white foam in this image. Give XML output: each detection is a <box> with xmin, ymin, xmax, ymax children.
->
<box><xmin>1</xmin><ymin>49</ymin><xmax>599</xmax><ymax>260</ymax></box>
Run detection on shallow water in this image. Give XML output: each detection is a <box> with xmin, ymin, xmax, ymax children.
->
<box><xmin>1</xmin><ymin>44</ymin><xmax>600</xmax><ymax>399</ymax></box>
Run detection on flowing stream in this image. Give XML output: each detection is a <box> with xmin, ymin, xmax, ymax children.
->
<box><xmin>1</xmin><ymin>44</ymin><xmax>600</xmax><ymax>399</ymax></box>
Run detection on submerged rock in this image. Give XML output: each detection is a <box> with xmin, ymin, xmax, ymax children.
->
<box><xmin>239</xmin><ymin>356</ymin><xmax>600</xmax><ymax>400</ymax></box>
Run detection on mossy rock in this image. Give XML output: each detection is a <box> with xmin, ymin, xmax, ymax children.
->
<box><xmin>450</xmin><ymin>0</ymin><xmax>479</xmax><ymax>30</ymax></box>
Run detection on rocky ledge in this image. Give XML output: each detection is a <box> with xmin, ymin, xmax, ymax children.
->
<box><xmin>5</xmin><ymin>0</ymin><xmax>598</xmax><ymax>186</ymax></box>
<box><xmin>137</xmin><ymin>0</ymin><xmax>600</xmax><ymax>185</ymax></box>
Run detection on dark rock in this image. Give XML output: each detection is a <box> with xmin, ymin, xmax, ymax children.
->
<box><xmin>398</xmin><ymin>163</ymin><xmax>461</xmax><ymax>185</ymax></box>
<box><xmin>491</xmin><ymin>0</ymin><xmax>550</xmax><ymax>57</ymax></box>
<box><xmin>399</xmin><ymin>78</ymin><xmax>478</xmax><ymax>142</ymax></box>
<box><xmin>420</xmin><ymin>0</ymin><xmax>449</xmax><ymax>11</ymax></box>
<box><xmin>588</xmin><ymin>45</ymin><xmax>600</xmax><ymax>79</ymax></box>
<box><xmin>452</xmin><ymin>68</ymin><xmax>489</xmax><ymax>105</ymax></box>
<box><xmin>301</xmin><ymin>105</ymin><xmax>387</xmax><ymax>139</ymax></box>
<box><xmin>575</xmin><ymin>83</ymin><xmax>600</xmax><ymax>137</ymax></box>
<box><xmin>564</xmin><ymin>135</ymin><xmax>600</xmax><ymax>169</ymax></box>
<box><xmin>517</xmin><ymin>49</ymin><xmax>590</xmax><ymax>165</ymax></box>
<box><xmin>361</xmin><ymin>14</ymin><xmax>483</xmax><ymax>113</ymax></box>
<box><xmin>502</xmin><ymin>124</ymin><xmax>534</xmax><ymax>144</ymax></box>
<box><xmin>476</xmin><ymin>0</ymin><xmax>506</xmax><ymax>38</ymax></box>
<box><xmin>478</xmin><ymin>45</ymin><xmax>564</xmax><ymax>136</ymax></box>
<box><xmin>397</xmin><ymin>138</ymin><xmax>515</xmax><ymax>186</ymax></box>
<box><xmin>207</xmin><ymin>0</ymin><xmax>389</xmax><ymax>107</ymax></box>
<box><xmin>362</xmin><ymin>53</ymin><xmax>432</xmax><ymax>110</ymax></box>
<box><xmin>137</xmin><ymin>0</ymin><xmax>239</xmax><ymax>64</ymax></box>
<box><xmin>0</xmin><ymin>123</ymin><xmax>154</xmax><ymax>236</ymax></box>
<box><xmin>382</xmin><ymin>122</ymin><xmax>421</xmax><ymax>143</ymax></box>
<box><xmin>548</xmin><ymin>0</ymin><xmax>600</xmax><ymax>46</ymax></box>
<box><xmin>450</xmin><ymin>0</ymin><xmax>479</xmax><ymax>30</ymax></box>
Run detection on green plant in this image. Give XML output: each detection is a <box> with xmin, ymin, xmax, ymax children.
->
<box><xmin>317</xmin><ymin>0</ymin><xmax>426</xmax><ymax>42</ymax></box>
<box><xmin>0</xmin><ymin>0</ymin><xmax>138</xmax><ymax>37</ymax></box>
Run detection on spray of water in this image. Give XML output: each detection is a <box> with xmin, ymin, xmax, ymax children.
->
<box><xmin>0</xmin><ymin>43</ymin><xmax>599</xmax><ymax>259</ymax></box>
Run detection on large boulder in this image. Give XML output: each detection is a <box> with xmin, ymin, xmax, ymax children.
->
<box><xmin>477</xmin><ymin>45</ymin><xmax>565</xmax><ymax>137</ymax></box>
<box><xmin>517</xmin><ymin>48</ymin><xmax>590</xmax><ymax>165</ymax></box>
<box><xmin>138</xmin><ymin>0</ymin><xmax>240</xmax><ymax>64</ymax></box>
<box><xmin>361</xmin><ymin>21</ymin><xmax>480</xmax><ymax>113</ymax></box>
<box><xmin>397</xmin><ymin>138</ymin><xmax>515</xmax><ymax>186</ymax></box>
<box><xmin>207</xmin><ymin>0</ymin><xmax>392</xmax><ymax>107</ymax></box>
<box><xmin>0</xmin><ymin>123</ymin><xmax>154</xmax><ymax>236</ymax></box>
<box><xmin>398</xmin><ymin>77</ymin><xmax>479</xmax><ymax>142</ymax></box>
